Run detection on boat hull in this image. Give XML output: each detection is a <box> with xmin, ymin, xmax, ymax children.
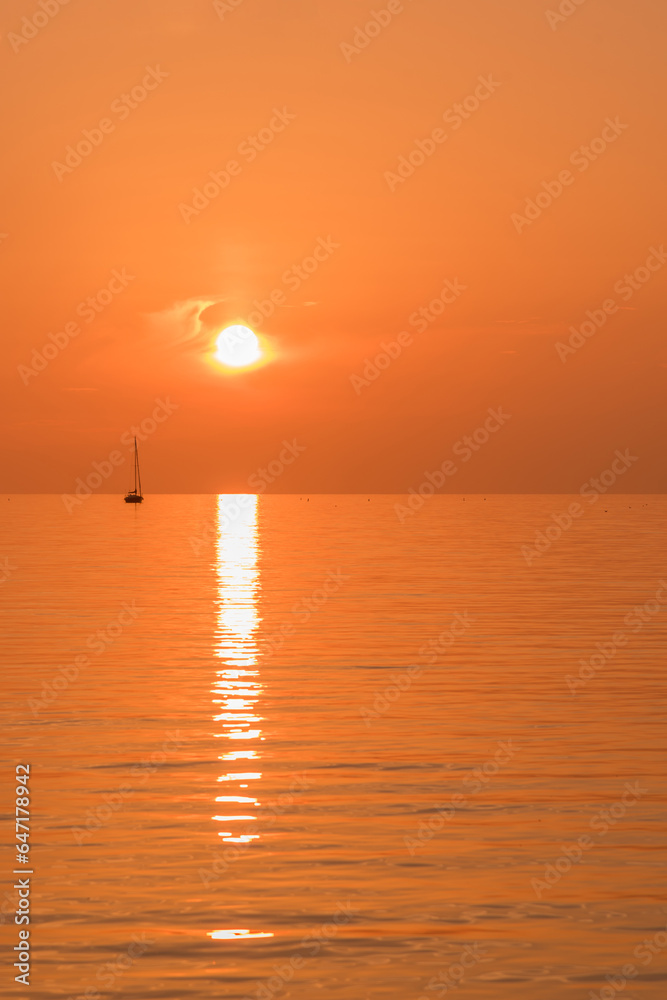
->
<box><xmin>124</xmin><ymin>495</ymin><xmax>143</xmax><ymax>504</ymax></box>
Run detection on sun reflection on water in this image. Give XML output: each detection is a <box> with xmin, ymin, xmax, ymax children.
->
<box><xmin>213</xmin><ymin>494</ymin><xmax>263</xmax><ymax>823</ymax></box>
<box><xmin>207</xmin><ymin>929</ymin><xmax>274</xmax><ymax>940</ymax></box>
<box><xmin>210</xmin><ymin>495</ymin><xmax>270</xmax><ymax>939</ymax></box>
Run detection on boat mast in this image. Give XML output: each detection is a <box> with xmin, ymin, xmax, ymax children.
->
<box><xmin>135</xmin><ymin>437</ymin><xmax>142</xmax><ymax>496</ymax></box>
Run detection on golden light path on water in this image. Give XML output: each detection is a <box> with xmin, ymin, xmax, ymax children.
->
<box><xmin>208</xmin><ymin>495</ymin><xmax>274</xmax><ymax>943</ymax></box>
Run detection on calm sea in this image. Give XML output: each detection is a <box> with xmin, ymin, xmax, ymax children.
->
<box><xmin>2</xmin><ymin>495</ymin><xmax>666</xmax><ymax>999</ymax></box>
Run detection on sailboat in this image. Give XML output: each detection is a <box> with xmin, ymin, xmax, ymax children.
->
<box><xmin>124</xmin><ymin>437</ymin><xmax>144</xmax><ymax>503</ymax></box>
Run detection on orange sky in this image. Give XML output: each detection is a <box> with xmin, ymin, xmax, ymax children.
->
<box><xmin>1</xmin><ymin>0</ymin><xmax>665</xmax><ymax>493</ymax></box>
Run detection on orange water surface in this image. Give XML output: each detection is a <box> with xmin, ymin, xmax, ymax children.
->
<box><xmin>2</xmin><ymin>495</ymin><xmax>666</xmax><ymax>999</ymax></box>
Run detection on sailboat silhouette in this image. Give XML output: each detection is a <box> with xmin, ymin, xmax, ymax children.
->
<box><xmin>124</xmin><ymin>437</ymin><xmax>144</xmax><ymax>504</ymax></box>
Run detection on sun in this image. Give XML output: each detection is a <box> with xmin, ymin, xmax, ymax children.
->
<box><xmin>215</xmin><ymin>325</ymin><xmax>262</xmax><ymax>368</ymax></box>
